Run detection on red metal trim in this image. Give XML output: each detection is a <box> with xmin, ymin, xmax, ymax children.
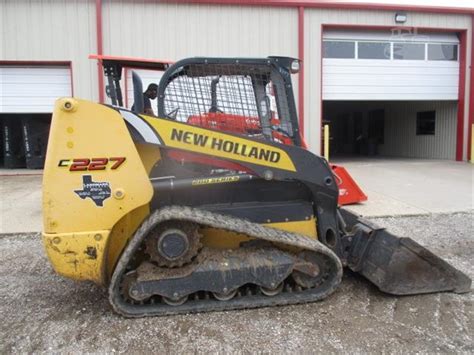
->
<box><xmin>456</xmin><ymin>30</ymin><xmax>467</xmax><ymax>161</ymax></box>
<box><xmin>165</xmin><ymin>0</ymin><xmax>474</xmax><ymax>15</ymax></box>
<box><xmin>298</xmin><ymin>6</ymin><xmax>304</xmax><ymax>137</ymax></box>
<box><xmin>319</xmin><ymin>25</ymin><xmax>324</xmax><ymax>154</ymax></box>
<box><xmin>321</xmin><ymin>24</ymin><xmax>469</xmax><ymax>161</ymax></box>
<box><xmin>0</xmin><ymin>60</ymin><xmax>74</xmax><ymax>97</ymax></box>
<box><xmin>95</xmin><ymin>0</ymin><xmax>104</xmax><ymax>103</ymax></box>
<box><xmin>124</xmin><ymin>67</ymin><xmax>129</xmax><ymax>108</ymax></box>
<box><xmin>0</xmin><ymin>60</ymin><xmax>71</xmax><ymax>65</ymax></box>
<box><xmin>322</xmin><ymin>23</ymin><xmax>468</xmax><ymax>32</ymax></box>
<box><xmin>89</xmin><ymin>54</ymin><xmax>174</xmax><ymax>65</ymax></box>
<box><xmin>468</xmin><ymin>15</ymin><xmax>474</xmax><ymax>161</ymax></box>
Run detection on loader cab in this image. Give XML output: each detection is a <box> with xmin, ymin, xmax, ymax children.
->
<box><xmin>156</xmin><ymin>57</ymin><xmax>302</xmax><ymax>147</ymax></box>
<box><xmin>91</xmin><ymin>55</ymin><xmax>303</xmax><ymax>147</ymax></box>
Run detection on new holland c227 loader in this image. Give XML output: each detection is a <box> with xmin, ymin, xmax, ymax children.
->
<box><xmin>42</xmin><ymin>55</ymin><xmax>471</xmax><ymax>317</ymax></box>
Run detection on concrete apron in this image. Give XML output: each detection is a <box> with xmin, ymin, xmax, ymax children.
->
<box><xmin>335</xmin><ymin>158</ymin><xmax>473</xmax><ymax>218</ymax></box>
<box><xmin>0</xmin><ymin>159</ymin><xmax>473</xmax><ymax>234</ymax></box>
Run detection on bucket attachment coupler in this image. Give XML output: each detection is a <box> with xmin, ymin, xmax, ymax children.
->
<box><xmin>342</xmin><ymin>212</ymin><xmax>471</xmax><ymax>295</ymax></box>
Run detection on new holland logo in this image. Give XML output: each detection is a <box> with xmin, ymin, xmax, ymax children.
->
<box><xmin>170</xmin><ymin>128</ymin><xmax>281</xmax><ymax>163</ymax></box>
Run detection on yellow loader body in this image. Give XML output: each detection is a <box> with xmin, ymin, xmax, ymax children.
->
<box><xmin>42</xmin><ymin>98</ymin><xmax>317</xmax><ymax>285</ymax></box>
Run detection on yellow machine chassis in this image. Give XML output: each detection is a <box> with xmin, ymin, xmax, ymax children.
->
<box><xmin>42</xmin><ymin>98</ymin><xmax>317</xmax><ymax>285</ymax></box>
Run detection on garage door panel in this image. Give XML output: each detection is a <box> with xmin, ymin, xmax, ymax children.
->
<box><xmin>323</xmin><ymin>58</ymin><xmax>459</xmax><ymax>68</ymax></box>
<box><xmin>2</xmin><ymin>75</ymin><xmax>71</xmax><ymax>84</ymax></box>
<box><xmin>3</xmin><ymin>96</ymin><xmax>72</xmax><ymax>105</ymax></box>
<box><xmin>323</xmin><ymin>75</ymin><xmax>459</xmax><ymax>87</ymax></box>
<box><xmin>323</xmin><ymin>63</ymin><xmax>458</xmax><ymax>76</ymax></box>
<box><xmin>0</xmin><ymin>66</ymin><xmax>72</xmax><ymax>113</ymax></box>
<box><xmin>3</xmin><ymin>86</ymin><xmax>71</xmax><ymax>97</ymax></box>
<box><xmin>1</xmin><ymin>68</ymin><xmax>69</xmax><ymax>76</ymax></box>
<box><xmin>324</xmin><ymin>93</ymin><xmax>458</xmax><ymax>101</ymax></box>
<box><xmin>324</xmin><ymin>85</ymin><xmax>458</xmax><ymax>94</ymax></box>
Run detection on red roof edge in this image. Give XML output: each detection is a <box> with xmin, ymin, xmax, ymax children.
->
<box><xmin>89</xmin><ymin>54</ymin><xmax>174</xmax><ymax>65</ymax></box>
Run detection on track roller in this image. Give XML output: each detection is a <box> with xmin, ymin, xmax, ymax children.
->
<box><xmin>213</xmin><ymin>289</ymin><xmax>238</xmax><ymax>301</ymax></box>
<box><xmin>260</xmin><ymin>282</ymin><xmax>284</xmax><ymax>296</ymax></box>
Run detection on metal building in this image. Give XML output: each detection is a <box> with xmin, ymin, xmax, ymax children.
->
<box><xmin>1</xmin><ymin>0</ymin><xmax>473</xmax><ymax>167</ymax></box>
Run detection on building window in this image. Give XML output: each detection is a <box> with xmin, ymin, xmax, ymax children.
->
<box><xmin>358</xmin><ymin>42</ymin><xmax>391</xmax><ymax>59</ymax></box>
<box><xmin>416</xmin><ymin>111</ymin><xmax>436</xmax><ymax>135</ymax></box>
<box><xmin>323</xmin><ymin>38</ymin><xmax>459</xmax><ymax>62</ymax></box>
<box><xmin>393</xmin><ymin>43</ymin><xmax>425</xmax><ymax>60</ymax></box>
<box><xmin>323</xmin><ymin>41</ymin><xmax>355</xmax><ymax>59</ymax></box>
<box><xmin>428</xmin><ymin>44</ymin><xmax>458</xmax><ymax>61</ymax></box>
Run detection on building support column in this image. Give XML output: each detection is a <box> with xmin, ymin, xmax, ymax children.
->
<box><xmin>468</xmin><ymin>15</ymin><xmax>474</xmax><ymax>161</ymax></box>
<box><xmin>298</xmin><ymin>6</ymin><xmax>305</xmax><ymax>138</ymax></box>
<box><xmin>96</xmin><ymin>0</ymin><xmax>104</xmax><ymax>103</ymax></box>
<box><xmin>456</xmin><ymin>30</ymin><xmax>467</xmax><ymax>161</ymax></box>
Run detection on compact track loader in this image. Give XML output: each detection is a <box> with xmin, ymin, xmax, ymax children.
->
<box><xmin>42</xmin><ymin>56</ymin><xmax>471</xmax><ymax>317</ymax></box>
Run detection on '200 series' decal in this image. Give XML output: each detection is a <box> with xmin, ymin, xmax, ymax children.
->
<box><xmin>58</xmin><ymin>157</ymin><xmax>126</xmax><ymax>171</ymax></box>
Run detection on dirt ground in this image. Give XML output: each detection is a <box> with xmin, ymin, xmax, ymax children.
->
<box><xmin>0</xmin><ymin>212</ymin><xmax>472</xmax><ymax>353</ymax></box>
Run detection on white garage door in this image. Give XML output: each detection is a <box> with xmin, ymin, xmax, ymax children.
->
<box><xmin>322</xmin><ymin>30</ymin><xmax>460</xmax><ymax>101</ymax></box>
<box><xmin>124</xmin><ymin>68</ymin><xmax>164</xmax><ymax>109</ymax></box>
<box><xmin>0</xmin><ymin>66</ymin><xmax>72</xmax><ymax>113</ymax></box>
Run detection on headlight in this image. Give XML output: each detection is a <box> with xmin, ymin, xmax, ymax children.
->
<box><xmin>290</xmin><ymin>59</ymin><xmax>300</xmax><ymax>73</ymax></box>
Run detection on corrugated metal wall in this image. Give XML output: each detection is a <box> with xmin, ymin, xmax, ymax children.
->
<box><xmin>380</xmin><ymin>101</ymin><xmax>457</xmax><ymax>159</ymax></box>
<box><xmin>102</xmin><ymin>2</ymin><xmax>298</xmax><ymax>59</ymax></box>
<box><xmin>1</xmin><ymin>0</ymin><xmax>98</xmax><ymax>100</ymax></box>
<box><xmin>1</xmin><ymin>1</ymin><xmax>472</xmax><ymax>159</ymax></box>
<box><xmin>305</xmin><ymin>9</ymin><xmax>472</xmax><ymax>157</ymax></box>
<box><xmin>101</xmin><ymin>1</ymin><xmax>299</xmax><ymax>112</ymax></box>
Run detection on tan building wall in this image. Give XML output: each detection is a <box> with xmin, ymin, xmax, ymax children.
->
<box><xmin>101</xmin><ymin>1</ymin><xmax>299</xmax><ymax>118</ymax></box>
<box><xmin>1</xmin><ymin>1</ymin><xmax>472</xmax><ymax>159</ymax></box>
<box><xmin>102</xmin><ymin>2</ymin><xmax>298</xmax><ymax>59</ymax></box>
<box><xmin>1</xmin><ymin>0</ymin><xmax>99</xmax><ymax>101</ymax></box>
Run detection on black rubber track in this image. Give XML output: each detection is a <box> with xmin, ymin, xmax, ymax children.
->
<box><xmin>109</xmin><ymin>206</ymin><xmax>343</xmax><ymax>317</ymax></box>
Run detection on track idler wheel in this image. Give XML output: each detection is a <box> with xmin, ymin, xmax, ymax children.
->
<box><xmin>292</xmin><ymin>251</ymin><xmax>329</xmax><ymax>289</ymax></box>
<box><xmin>120</xmin><ymin>271</ymin><xmax>139</xmax><ymax>303</ymax></box>
<box><xmin>145</xmin><ymin>221</ymin><xmax>201</xmax><ymax>268</ymax></box>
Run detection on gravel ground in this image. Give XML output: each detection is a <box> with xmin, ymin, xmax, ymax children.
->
<box><xmin>0</xmin><ymin>212</ymin><xmax>472</xmax><ymax>353</ymax></box>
